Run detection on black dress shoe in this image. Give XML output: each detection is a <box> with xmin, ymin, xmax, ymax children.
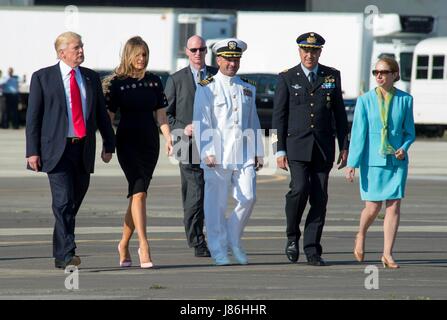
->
<box><xmin>194</xmin><ymin>243</ymin><xmax>211</xmax><ymax>257</ymax></box>
<box><xmin>306</xmin><ymin>255</ymin><xmax>326</xmax><ymax>266</ymax></box>
<box><xmin>54</xmin><ymin>255</ymin><xmax>81</xmax><ymax>269</ymax></box>
<box><xmin>285</xmin><ymin>241</ymin><xmax>299</xmax><ymax>263</ymax></box>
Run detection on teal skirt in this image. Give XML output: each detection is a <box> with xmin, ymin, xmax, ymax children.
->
<box><xmin>359</xmin><ymin>156</ymin><xmax>408</xmax><ymax>201</ymax></box>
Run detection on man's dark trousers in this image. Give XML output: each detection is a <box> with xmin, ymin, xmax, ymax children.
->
<box><xmin>47</xmin><ymin>140</ymin><xmax>90</xmax><ymax>262</ymax></box>
<box><xmin>179</xmin><ymin>163</ymin><xmax>206</xmax><ymax>247</ymax></box>
<box><xmin>285</xmin><ymin>144</ymin><xmax>332</xmax><ymax>257</ymax></box>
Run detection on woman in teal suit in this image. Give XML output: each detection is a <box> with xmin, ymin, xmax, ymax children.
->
<box><xmin>345</xmin><ymin>56</ymin><xmax>415</xmax><ymax>269</ymax></box>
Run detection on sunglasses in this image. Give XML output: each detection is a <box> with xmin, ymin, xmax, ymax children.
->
<box><xmin>372</xmin><ymin>69</ymin><xmax>393</xmax><ymax>76</ymax></box>
<box><xmin>188</xmin><ymin>47</ymin><xmax>207</xmax><ymax>53</ymax></box>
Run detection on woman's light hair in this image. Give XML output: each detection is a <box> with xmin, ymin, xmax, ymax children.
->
<box><xmin>114</xmin><ymin>36</ymin><xmax>149</xmax><ymax>80</ymax></box>
<box><xmin>377</xmin><ymin>56</ymin><xmax>400</xmax><ymax>82</ymax></box>
<box><xmin>54</xmin><ymin>31</ymin><xmax>82</xmax><ymax>55</ymax></box>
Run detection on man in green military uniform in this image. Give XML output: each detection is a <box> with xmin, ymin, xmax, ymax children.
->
<box><xmin>272</xmin><ymin>32</ymin><xmax>349</xmax><ymax>266</ymax></box>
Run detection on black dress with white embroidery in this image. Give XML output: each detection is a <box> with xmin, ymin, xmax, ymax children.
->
<box><xmin>105</xmin><ymin>73</ymin><xmax>168</xmax><ymax>198</ymax></box>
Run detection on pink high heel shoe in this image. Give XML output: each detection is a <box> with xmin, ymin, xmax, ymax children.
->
<box><xmin>138</xmin><ymin>248</ymin><xmax>154</xmax><ymax>269</ymax></box>
<box><xmin>118</xmin><ymin>243</ymin><xmax>132</xmax><ymax>267</ymax></box>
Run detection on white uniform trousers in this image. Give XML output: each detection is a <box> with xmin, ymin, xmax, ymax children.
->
<box><xmin>203</xmin><ymin>165</ymin><xmax>256</xmax><ymax>260</ymax></box>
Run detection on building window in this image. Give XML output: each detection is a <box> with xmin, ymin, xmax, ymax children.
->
<box><xmin>416</xmin><ymin>55</ymin><xmax>429</xmax><ymax>79</ymax></box>
<box><xmin>178</xmin><ymin>23</ymin><xmax>196</xmax><ymax>58</ymax></box>
<box><xmin>432</xmin><ymin>55</ymin><xmax>445</xmax><ymax>79</ymax></box>
<box><xmin>400</xmin><ymin>52</ymin><xmax>413</xmax><ymax>82</ymax></box>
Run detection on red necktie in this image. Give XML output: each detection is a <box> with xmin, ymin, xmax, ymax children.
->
<box><xmin>70</xmin><ymin>69</ymin><xmax>86</xmax><ymax>138</ymax></box>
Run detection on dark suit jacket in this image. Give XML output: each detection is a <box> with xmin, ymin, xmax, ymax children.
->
<box><xmin>26</xmin><ymin>63</ymin><xmax>115</xmax><ymax>173</ymax></box>
<box><xmin>165</xmin><ymin>65</ymin><xmax>218</xmax><ymax>163</ymax></box>
<box><xmin>272</xmin><ymin>63</ymin><xmax>348</xmax><ymax>163</ymax></box>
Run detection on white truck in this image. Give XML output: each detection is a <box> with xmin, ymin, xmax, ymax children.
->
<box><xmin>0</xmin><ymin>5</ymin><xmax>235</xmax><ymax>123</ymax></box>
<box><xmin>0</xmin><ymin>5</ymin><xmax>235</xmax><ymax>87</ymax></box>
<box><xmin>410</xmin><ymin>37</ymin><xmax>447</xmax><ymax>137</ymax></box>
<box><xmin>207</xmin><ymin>11</ymin><xmax>436</xmax><ymax>100</ymax></box>
<box><xmin>204</xmin><ymin>11</ymin><xmax>436</xmax><ymax>129</ymax></box>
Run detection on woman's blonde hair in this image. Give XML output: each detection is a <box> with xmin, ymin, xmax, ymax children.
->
<box><xmin>115</xmin><ymin>36</ymin><xmax>149</xmax><ymax>80</ymax></box>
<box><xmin>102</xmin><ymin>36</ymin><xmax>150</xmax><ymax>94</ymax></box>
<box><xmin>377</xmin><ymin>56</ymin><xmax>400</xmax><ymax>82</ymax></box>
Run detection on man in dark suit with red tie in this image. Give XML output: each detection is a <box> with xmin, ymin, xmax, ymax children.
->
<box><xmin>26</xmin><ymin>32</ymin><xmax>115</xmax><ymax>269</ymax></box>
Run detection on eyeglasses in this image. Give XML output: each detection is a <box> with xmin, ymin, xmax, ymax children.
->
<box><xmin>372</xmin><ymin>69</ymin><xmax>393</xmax><ymax>76</ymax></box>
<box><xmin>188</xmin><ymin>47</ymin><xmax>207</xmax><ymax>53</ymax></box>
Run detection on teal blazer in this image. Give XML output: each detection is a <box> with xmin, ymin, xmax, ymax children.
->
<box><xmin>347</xmin><ymin>88</ymin><xmax>415</xmax><ymax>168</ymax></box>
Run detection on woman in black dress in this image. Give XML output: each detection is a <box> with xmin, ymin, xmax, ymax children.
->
<box><xmin>103</xmin><ymin>36</ymin><xmax>173</xmax><ymax>268</ymax></box>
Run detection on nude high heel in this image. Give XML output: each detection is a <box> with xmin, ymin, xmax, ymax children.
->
<box><xmin>353</xmin><ymin>234</ymin><xmax>365</xmax><ymax>262</ymax></box>
<box><xmin>118</xmin><ymin>243</ymin><xmax>132</xmax><ymax>267</ymax></box>
<box><xmin>381</xmin><ymin>256</ymin><xmax>400</xmax><ymax>269</ymax></box>
<box><xmin>138</xmin><ymin>248</ymin><xmax>154</xmax><ymax>269</ymax></box>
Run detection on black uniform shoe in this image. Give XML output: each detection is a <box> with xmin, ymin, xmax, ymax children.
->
<box><xmin>285</xmin><ymin>241</ymin><xmax>299</xmax><ymax>263</ymax></box>
<box><xmin>306</xmin><ymin>255</ymin><xmax>326</xmax><ymax>266</ymax></box>
<box><xmin>194</xmin><ymin>243</ymin><xmax>211</xmax><ymax>257</ymax></box>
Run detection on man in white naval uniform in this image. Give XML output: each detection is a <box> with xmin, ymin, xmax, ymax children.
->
<box><xmin>193</xmin><ymin>38</ymin><xmax>264</xmax><ymax>265</ymax></box>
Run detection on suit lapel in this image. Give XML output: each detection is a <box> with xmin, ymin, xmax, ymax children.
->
<box><xmin>183</xmin><ymin>67</ymin><xmax>196</xmax><ymax>99</ymax></box>
<box><xmin>53</xmin><ymin>63</ymin><xmax>69</xmax><ymax>119</ymax></box>
<box><xmin>80</xmin><ymin>67</ymin><xmax>93</xmax><ymax>121</ymax></box>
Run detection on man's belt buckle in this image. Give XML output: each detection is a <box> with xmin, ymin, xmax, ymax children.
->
<box><xmin>69</xmin><ymin>137</ymin><xmax>82</xmax><ymax>144</ymax></box>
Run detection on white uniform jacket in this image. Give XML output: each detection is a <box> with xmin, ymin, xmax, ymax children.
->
<box><xmin>193</xmin><ymin>71</ymin><xmax>264</xmax><ymax>170</ymax></box>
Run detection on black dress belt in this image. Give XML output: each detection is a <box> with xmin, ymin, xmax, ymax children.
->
<box><xmin>67</xmin><ymin>137</ymin><xmax>85</xmax><ymax>144</ymax></box>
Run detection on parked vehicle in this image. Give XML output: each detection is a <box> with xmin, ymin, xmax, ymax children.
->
<box><xmin>1</xmin><ymin>6</ymin><xmax>235</xmax><ymax>122</ymax></box>
<box><xmin>206</xmin><ymin>12</ymin><xmax>436</xmax><ymax>133</ymax></box>
<box><xmin>0</xmin><ymin>6</ymin><xmax>235</xmax><ymax>84</ymax></box>
<box><xmin>410</xmin><ymin>37</ymin><xmax>447</xmax><ymax>137</ymax></box>
<box><xmin>209</xmin><ymin>12</ymin><xmax>435</xmax><ymax>99</ymax></box>
<box><xmin>343</xmin><ymin>99</ymin><xmax>357</xmax><ymax>130</ymax></box>
<box><xmin>238</xmin><ymin>73</ymin><xmax>277</xmax><ymax>132</ymax></box>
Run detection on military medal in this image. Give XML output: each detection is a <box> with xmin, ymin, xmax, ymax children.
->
<box><xmin>322</xmin><ymin>75</ymin><xmax>336</xmax><ymax>89</ymax></box>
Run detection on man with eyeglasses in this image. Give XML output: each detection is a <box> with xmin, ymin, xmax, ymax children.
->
<box><xmin>165</xmin><ymin>35</ymin><xmax>217</xmax><ymax>258</ymax></box>
<box><xmin>272</xmin><ymin>32</ymin><xmax>349</xmax><ymax>266</ymax></box>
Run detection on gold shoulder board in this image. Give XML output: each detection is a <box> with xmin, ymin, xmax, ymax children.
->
<box><xmin>241</xmin><ymin>78</ymin><xmax>256</xmax><ymax>86</ymax></box>
<box><xmin>199</xmin><ymin>76</ymin><xmax>214</xmax><ymax>86</ymax></box>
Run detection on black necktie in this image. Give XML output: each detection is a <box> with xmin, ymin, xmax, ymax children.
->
<box><xmin>309</xmin><ymin>71</ymin><xmax>316</xmax><ymax>85</ymax></box>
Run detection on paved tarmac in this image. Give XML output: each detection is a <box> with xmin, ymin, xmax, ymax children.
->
<box><xmin>0</xmin><ymin>129</ymin><xmax>446</xmax><ymax>300</ymax></box>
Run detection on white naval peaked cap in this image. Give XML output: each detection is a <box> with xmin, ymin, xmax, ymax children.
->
<box><xmin>212</xmin><ymin>38</ymin><xmax>247</xmax><ymax>58</ymax></box>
